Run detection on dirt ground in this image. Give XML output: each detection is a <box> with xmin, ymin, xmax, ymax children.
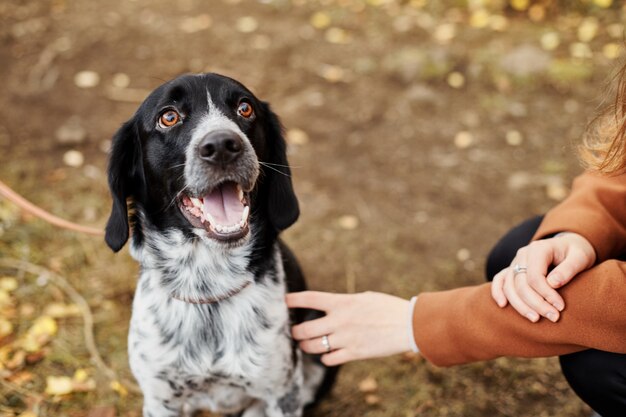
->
<box><xmin>1</xmin><ymin>1</ymin><xmax>624</xmax><ymax>416</ymax></box>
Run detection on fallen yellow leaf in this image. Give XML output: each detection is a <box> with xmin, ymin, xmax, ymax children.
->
<box><xmin>73</xmin><ymin>368</ymin><xmax>89</xmax><ymax>382</ymax></box>
<box><xmin>45</xmin><ymin>376</ymin><xmax>73</xmax><ymax>396</ymax></box>
<box><xmin>0</xmin><ymin>277</ymin><xmax>18</xmax><ymax>292</ymax></box>
<box><xmin>29</xmin><ymin>316</ymin><xmax>58</xmax><ymax>337</ymax></box>
<box><xmin>44</xmin><ymin>303</ymin><xmax>81</xmax><ymax>318</ymax></box>
<box><xmin>0</xmin><ymin>318</ymin><xmax>13</xmax><ymax>339</ymax></box>
<box><xmin>110</xmin><ymin>380</ymin><xmax>128</xmax><ymax>397</ymax></box>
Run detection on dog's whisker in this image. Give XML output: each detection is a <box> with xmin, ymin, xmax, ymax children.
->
<box><xmin>259</xmin><ymin>162</ymin><xmax>291</xmax><ymax>178</ymax></box>
<box><xmin>168</xmin><ymin>163</ymin><xmax>187</xmax><ymax>170</ymax></box>
<box><xmin>164</xmin><ymin>185</ymin><xmax>189</xmax><ymax>212</ymax></box>
<box><xmin>258</xmin><ymin>161</ymin><xmax>300</xmax><ymax>169</ymax></box>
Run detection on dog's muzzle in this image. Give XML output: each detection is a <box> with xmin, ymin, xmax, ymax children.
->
<box><xmin>179</xmin><ymin>129</ymin><xmax>258</xmax><ymax>243</ymax></box>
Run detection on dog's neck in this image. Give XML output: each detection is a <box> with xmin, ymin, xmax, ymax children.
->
<box><xmin>131</xmin><ymin>224</ymin><xmax>259</xmax><ymax>305</ymax></box>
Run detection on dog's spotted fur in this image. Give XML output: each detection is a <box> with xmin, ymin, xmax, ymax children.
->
<box><xmin>105</xmin><ymin>73</ymin><xmax>336</xmax><ymax>417</ymax></box>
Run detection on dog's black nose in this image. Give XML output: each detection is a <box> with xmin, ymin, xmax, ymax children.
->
<box><xmin>198</xmin><ymin>130</ymin><xmax>243</xmax><ymax>165</ymax></box>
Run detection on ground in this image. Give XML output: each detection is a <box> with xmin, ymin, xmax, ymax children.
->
<box><xmin>0</xmin><ymin>0</ymin><xmax>624</xmax><ymax>416</ymax></box>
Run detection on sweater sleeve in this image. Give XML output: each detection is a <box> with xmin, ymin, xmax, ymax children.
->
<box><xmin>412</xmin><ymin>259</ymin><xmax>626</xmax><ymax>367</ymax></box>
<box><xmin>533</xmin><ymin>171</ymin><xmax>626</xmax><ymax>261</ymax></box>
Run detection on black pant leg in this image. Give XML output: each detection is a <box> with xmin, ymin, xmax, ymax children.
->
<box><xmin>560</xmin><ymin>350</ymin><xmax>626</xmax><ymax>417</ymax></box>
<box><xmin>485</xmin><ymin>215</ymin><xmax>544</xmax><ymax>281</ymax></box>
<box><xmin>486</xmin><ymin>217</ymin><xmax>626</xmax><ymax>415</ymax></box>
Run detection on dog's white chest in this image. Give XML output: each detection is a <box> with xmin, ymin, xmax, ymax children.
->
<box><xmin>128</xmin><ymin>266</ymin><xmax>295</xmax><ymax>414</ymax></box>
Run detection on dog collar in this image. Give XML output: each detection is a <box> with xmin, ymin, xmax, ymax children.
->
<box><xmin>171</xmin><ymin>281</ymin><xmax>252</xmax><ymax>304</ymax></box>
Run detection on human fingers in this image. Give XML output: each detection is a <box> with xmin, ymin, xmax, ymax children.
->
<box><xmin>321</xmin><ymin>349</ymin><xmax>354</xmax><ymax>366</ymax></box>
<box><xmin>547</xmin><ymin>258</ymin><xmax>586</xmax><ymax>288</ymax></box>
<box><xmin>286</xmin><ymin>291</ymin><xmax>341</xmax><ymax>312</ymax></box>
<box><xmin>491</xmin><ymin>269</ymin><xmax>508</xmax><ymax>307</ymax></box>
<box><xmin>291</xmin><ymin>316</ymin><xmax>334</xmax><ymax>341</ymax></box>
<box><xmin>524</xmin><ymin>241</ymin><xmax>565</xmax><ymax>311</ymax></box>
<box><xmin>546</xmin><ymin>233</ymin><xmax>595</xmax><ymax>288</ymax></box>
<box><xmin>299</xmin><ymin>333</ymin><xmax>340</xmax><ymax>355</ymax></box>
<box><xmin>503</xmin><ymin>269</ymin><xmax>540</xmax><ymax>322</ymax></box>
<box><xmin>513</xmin><ymin>274</ymin><xmax>560</xmax><ymax>322</ymax></box>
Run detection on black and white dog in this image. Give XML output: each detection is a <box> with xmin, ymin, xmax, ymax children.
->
<box><xmin>104</xmin><ymin>73</ymin><xmax>336</xmax><ymax>417</ymax></box>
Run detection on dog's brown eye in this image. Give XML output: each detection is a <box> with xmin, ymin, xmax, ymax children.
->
<box><xmin>159</xmin><ymin>110</ymin><xmax>180</xmax><ymax>128</ymax></box>
<box><xmin>237</xmin><ymin>101</ymin><xmax>254</xmax><ymax>119</ymax></box>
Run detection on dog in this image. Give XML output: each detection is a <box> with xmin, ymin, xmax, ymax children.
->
<box><xmin>104</xmin><ymin>73</ymin><xmax>337</xmax><ymax>417</ymax></box>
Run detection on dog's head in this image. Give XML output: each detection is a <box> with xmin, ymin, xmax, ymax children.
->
<box><xmin>104</xmin><ymin>73</ymin><xmax>299</xmax><ymax>252</ymax></box>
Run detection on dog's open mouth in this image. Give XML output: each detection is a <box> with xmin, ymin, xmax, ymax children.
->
<box><xmin>179</xmin><ymin>182</ymin><xmax>250</xmax><ymax>241</ymax></box>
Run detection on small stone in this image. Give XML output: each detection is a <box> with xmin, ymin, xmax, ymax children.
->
<box><xmin>252</xmin><ymin>34</ymin><xmax>271</xmax><ymax>50</ymax></box>
<box><xmin>505</xmin><ymin>130</ymin><xmax>523</xmax><ymax>146</ymax></box>
<box><xmin>500</xmin><ymin>44</ymin><xmax>550</xmax><ymax>76</ymax></box>
<box><xmin>236</xmin><ymin>16</ymin><xmax>258</xmax><ymax>33</ymax></box>
<box><xmin>564</xmin><ymin>99</ymin><xmax>579</xmax><ymax>114</ymax></box>
<box><xmin>456</xmin><ymin>248</ymin><xmax>471</xmax><ymax>262</ymax></box>
<box><xmin>577</xmin><ymin>17</ymin><xmax>598</xmax><ymax>43</ymax></box>
<box><xmin>179</xmin><ymin>14</ymin><xmax>212</xmax><ymax>33</ymax></box>
<box><xmin>607</xmin><ymin>24</ymin><xmax>624</xmax><ymax>39</ymax></box>
<box><xmin>55</xmin><ymin>117</ymin><xmax>87</xmax><ymax>145</ymax></box>
<box><xmin>540</xmin><ymin>32</ymin><xmax>560</xmax><ymax>51</ymax></box>
<box><xmin>528</xmin><ymin>5</ymin><xmax>545</xmax><ymax>22</ymax></box>
<box><xmin>318</xmin><ymin>64</ymin><xmax>346</xmax><ymax>83</ymax></box>
<box><xmin>358</xmin><ymin>376</ymin><xmax>378</xmax><ymax>393</ymax></box>
<box><xmin>310</xmin><ymin>12</ymin><xmax>331</xmax><ymax>29</ymax></box>
<box><xmin>433</xmin><ymin>23</ymin><xmax>456</xmax><ymax>44</ymax></box>
<box><xmin>603</xmin><ymin>43</ymin><xmax>621</xmax><ymax>60</ymax></box>
<box><xmin>489</xmin><ymin>15</ymin><xmax>508</xmax><ymax>31</ymax></box>
<box><xmin>74</xmin><ymin>71</ymin><xmax>100</xmax><ymax>88</ymax></box>
<box><xmin>99</xmin><ymin>139</ymin><xmax>112</xmax><ymax>153</ymax></box>
<box><xmin>447</xmin><ymin>72</ymin><xmax>465</xmax><ymax>88</ymax></box>
<box><xmin>111</xmin><ymin>73</ymin><xmax>130</xmax><ymax>88</ymax></box>
<box><xmin>286</xmin><ymin>128</ymin><xmax>309</xmax><ymax>145</ymax></box>
<box><xmin>364</xmin><ymin>394</ymin><xmax>381</xmax><ymax>405</ymax></box>
<box><xmin>337</xmin><ymin>215</ymin><xmax>359</xmax><ymax>230</ymax></box>
<box><xmin>570</xmin><ymin>42</ymin><xmax>592</xmax><ymax>59</ymax></box>
<box><xmin>325</xmin><ymin>27</ymin><xmax>351</xmax><ymax>44</ymax></box>
<box><xmin>508</xmin><ymin>172</ymin><xmax>532</xmax><ymax>190</ymax></box>
<box><xmin>454</xmin><ymin>131</ymin><xmax>473</xmax><ymax>149</ymax></box>
<box><xmin>63</xmin><ymin>150</ymin><xmax>84</xmax><ymax>167</ymax></box>
<box><xmin>546</xmin><ymin>183</ymin><xmax>567</xmax><ymax>201</ymax></box>
<box><xmin>469</xmin><ymin>9</ymin><xmax>490</xmax><ymax>29</ymax></box>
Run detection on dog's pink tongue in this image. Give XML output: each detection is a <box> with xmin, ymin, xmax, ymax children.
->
<box><xmin>202</xmin><ymin>183</ymin><xmax>244</xmax><ymax>226</ymax></box>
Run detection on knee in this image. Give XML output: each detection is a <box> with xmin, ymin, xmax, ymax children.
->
<box><xmin>484</xmin><ymin>215</ymin><xmax>544</xmax><ymax>281</ymax></box>
<box><xmin>560</xmin><ymin>350</ymin><xmax>626</xmax><ymax>417</ymax></box>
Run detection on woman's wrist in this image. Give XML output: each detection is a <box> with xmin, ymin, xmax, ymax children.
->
<box><xmin>408</xmin><ymin>296</ymin><xmax>420</xmax><ymax>353</ymax></box>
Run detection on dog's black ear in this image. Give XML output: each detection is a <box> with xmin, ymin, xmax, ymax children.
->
<box><xmin>105</xmin><ymin>119</ymin><xmax>146</xmax><ymax>252</ymax></box>
<box><xmin>264</xmin><ymin>103</ymin><xmax>299</xmax><ymax>231</ymax></box>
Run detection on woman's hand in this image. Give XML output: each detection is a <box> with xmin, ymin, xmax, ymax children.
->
<box><xmin>491</xmin><ymin>232</ymin><xmax>596</xmax><ymax>323</ymax></box>
<box><xmin>286</xmin><ymin>291</ymin><xmax>411</xmax><ymax>366</ymax></box>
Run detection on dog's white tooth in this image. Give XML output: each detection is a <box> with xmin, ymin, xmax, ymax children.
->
<box><xmin>237</xmin><ymin>185</ymin><xmax>244</xmax><ymax>202</ymax></box>
<box><xmin>191</xmin><ymin>197</ymin><xmax>202</xmax><ymax>208</ymax></box>
<box><xmin>242</xmin><ymin>206</ymin><xmax>250</xmax><ymax>222</ymax></box>
<box><xmin>200</xmin><ymin>214</ymin><xmax>205</xmax><ymax>223</ymax></box>
<box><xmin>204</xmin><ymin>212</ymin><xmax>215</xmax><ymax>225</ymax></box>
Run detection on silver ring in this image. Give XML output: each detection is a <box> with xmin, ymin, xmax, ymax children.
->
<box><xmin>513</xmin><ymin>263</ymin><xmax>528</xmax><ymax>276</ymax></box>
<box><xmin>321</xmin><ymin>335</ymin><xmax>331</xmax><ymax>353</ymax></box>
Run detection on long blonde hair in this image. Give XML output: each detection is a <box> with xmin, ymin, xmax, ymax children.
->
<box><xmin>580</xmin><ymin>62</ymin><xmax>626</xmax><ymax>174</ymax></box>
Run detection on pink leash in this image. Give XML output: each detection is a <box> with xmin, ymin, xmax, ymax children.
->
<box><xmin>0</xmin><ymin>179</ymin><xmax>104</xmax><ymax>236</ymax></box>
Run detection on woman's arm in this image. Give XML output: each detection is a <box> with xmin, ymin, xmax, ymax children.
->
<box><xmin>414</xmin><ymin>259</ymin><xmax>626</xmax><ymax>366</ymax></box>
